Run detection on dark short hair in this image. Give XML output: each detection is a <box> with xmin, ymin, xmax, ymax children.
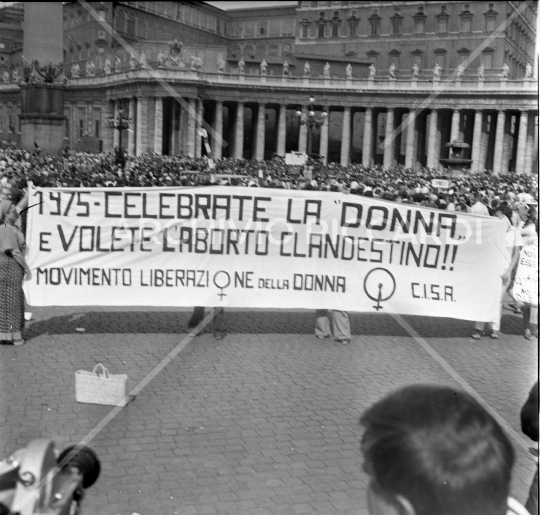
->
<box><xmin>360</xmin><ymin>384</ymin><xmax>514</xmax><ymax>515</ymax></box>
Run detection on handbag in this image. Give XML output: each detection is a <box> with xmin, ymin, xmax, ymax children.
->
<box><xmin>75</xmin><ymin>364</ymin><xmax>129</xmax><ymax>407</ymax></box>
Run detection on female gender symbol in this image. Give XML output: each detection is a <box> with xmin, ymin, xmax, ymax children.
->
<box><xmin>213</xmin><ymin>271</ymin><xmax>231</xmax><ymax>301</ymax></box>
<box><xmin>363</xmin><ymin>268</ymin><xmax>396</xmax><ymax>311</ymax></box>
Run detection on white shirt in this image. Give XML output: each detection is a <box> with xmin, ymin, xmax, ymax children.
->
<box><xmin>470</xmin><ymin>201</ymin><xmax>490</xmax><ymax>216</ymax></box>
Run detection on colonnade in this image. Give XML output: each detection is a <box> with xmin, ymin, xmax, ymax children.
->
<box><xmin>7</xmin><ymin>95</ymin><xmax>537</xmax><ymax>175</ymax></box>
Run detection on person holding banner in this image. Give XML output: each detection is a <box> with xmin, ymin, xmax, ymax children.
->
<box><xmin>0</xmin><ymin>201</ymin><xmax>31</xmax><ymax>346</ymax></box>
<box><xmin>315</xmin><ymin>310</ymin><xmax>351</xmax><ymax>345</ymax></box>
<box><xmin>187</xmin><ymin>307</ymin><xmax>226</xmax><ymax>340</ymax></box>
<box><xmin>511</xmin><ymin>223</ymin><xmax>538</xmax><ymax>340</ymax></box>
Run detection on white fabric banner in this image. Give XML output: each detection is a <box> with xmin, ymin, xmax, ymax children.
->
<box><xmin>512</xmin><ymin>241</ymin><xmax>538</xmax><ymax>306</ymax></box>
<box><xmin>24</xmin><ymin>186</ymin><xmax>507</xmax><ymax>321</ymax></box>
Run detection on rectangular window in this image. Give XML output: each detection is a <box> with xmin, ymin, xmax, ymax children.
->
<box><xmin>370</xmin><ymin>19</ymin><xmax>380</xmax><ymax>35</ymax></box>
<box><xmin>95</xmin><ymin>119</ymin><xmax>100</xmax><ymax>138</ymax></box>
<box><xmin>79</xmin><ymin>119</ymin><xmax>85</xmax><ymax>137</ymax></box>
<box><xmin>435</xmin><ymin>54</ymin><xmax>445</xmax><ymax>69</ymax></box>
<box><xmin>482</xmin><ymin>53</ymin><xmax>492</xmax><ymax>69</ymax></box>
<box><xmin>459</xmin><ymin>53</ymin><xmax>469</xmax><ymax>66</ymax></box>
<box><xmin>461</xmin><ymin>18</ymin><xmax>471</xmax><ymax>32</ymax></box>
<box><xmin>302</xmin><ymin>24</ymin><xmax>309</xmax><ymax>38</ymax></box>
<box><xmin>392</xmin><ymin>18</ymin><xmax>401</xmax><ymax>34</ymax></box>
<box><xmin>416</xmin><ymin>19</ymin><xmax>424</xmax><ymax>33</ymax></box>
<box><xmin>332</xmin><ymin>23</ymin><xmax>339</xmax><ymax>37</ymax></box>
<box><xmin>390</xmin><ymin>55</ymin><xmax>399</xmax><ymax>69</ymax></box>
<box><xmin>438</xmin><ymin>18</ymin><xmax>447</xmax><ymax>32</ymax></box>
<box><xmin>318</xmin><ymin>23</ymin><xmax>325</xmax><ymax>37</ymax></box>
<box><xmin>486</xmin><ymin>17</ymin><xmax>495</xmax><ymax>31</ymax></box>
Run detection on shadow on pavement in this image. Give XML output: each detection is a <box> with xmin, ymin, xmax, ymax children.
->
<box><xmin>24</xmin><ymin>310</ymin><xmax>524</xmax><ymax>340</ymax></box>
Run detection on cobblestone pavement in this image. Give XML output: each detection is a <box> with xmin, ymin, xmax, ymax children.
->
<box><xmin>0</xmin><ymin>304</ymin><xmax>537</xmax><ymax>515</ymax></box>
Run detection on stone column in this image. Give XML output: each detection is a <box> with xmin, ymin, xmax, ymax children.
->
<box><xmin>320</xmin><ymin>108</ymin><xmax>329</xmax><ymax>164</ymax></box>
<box><xmin>524</xmin><ymin>113</ymin><xmax>536</xmax><ymax>175</ymax></box>
<box><xmin>135</xmin><ymin>96</ymin><xmax>149</xmax><ymax>156</ymax></box>
<box><xmin>112</xmin><ymin>100</ymin><xmax>120</xmax><ymax>148</ymax></box>
<box><xmin>492</xmin><ymin>111</ymin><xmax>506</xmax><ymax>175</ymax></box>
<box><xmin>298</xmin><ymin>106</ymin><xmax>308</xmax><ymax>153</ymax></box>
<box><xmin>213</xmin><ymin>100</ymin><xmax>223</xmax><ymax>159</ymax></box>
<box><xmin>450</xmin><ymin>109</ymin><xmax>460</xmax><ymax>142</ymax></box>
<box><xmin>153</xmin><ymin>97</ymin><xmax>163</xmax><ymax>155</ymax></box>
<box><xmin>186</xmin><ymin>98</ymin><xmax>197</xmax><ymax>158</ymax></box>
<box><xmin>195</xmin><ymin>99</ymin><xmax>204</xmax><ymax>158</ymax></box>
<box><xmin>341</xmin><ymin>106</ymin><xmax>352</xmax><ymax>166</ymax></box>
<box><xmin>405</xmin><ymin>109</ymin><xmax>417</xmax><ymax>169</ymax></box>
<box><xmin>361</xmin><ymin>107</ymin><xmax>372</xmax><ymax>167</ymax></box>
<box><xmin>515</xmin><ymin>111</ymin><xmax>528</xmax><ymax>174</ymax></box>
<box><xmin>383</xmin><ymin>108</ymin><xmax>394</xmax><ymax>168</ymax></box>
<box><xmin>277</xmin><ymin>104</ymin><xmax>287</xmax><ymax>157</ymax></box>
<box><xmin>234</xmin><ymin>102</ymin><xmax>244</xmax><ymax>159</ymax></box>
<box><xmin>426</xmin><ymin>109</ymin><xmax>438</xmax><ymax>169</ymax></box>
<box><xmin>171</xmin><ymin>101</ymin><xmax>179</xmax><ymax>155</ymax></box>
<box><xmin>255</xmin><ymin>103</ymin><xmax>266</xmax><ymax>161</ymax></box>
<box><xmin>127</xmin><ymin>97</ymin><xmax>135</xmax><ymax>155</ymax></box>
<box><xmin>471</xmin><ymin>110</ymin><xmax>483</xmax><ymax>172</ymax></box>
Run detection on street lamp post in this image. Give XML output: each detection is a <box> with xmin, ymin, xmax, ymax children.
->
<box><xmin>295</xmin><ymin>97</ymin><xmax>327</xmax><ymax>158</ymax></box>
<box><xmin>108</xmin><ymin>108</ymin><xmax>132</xmax><ymax>172</ymax></box>
<box><xmin>108</xmin><ymin>108</ymin><xmax>131</xmax><ymax>151</ymax></box>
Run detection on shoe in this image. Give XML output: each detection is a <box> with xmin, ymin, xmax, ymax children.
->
<box><xmin>12</xmin><ymin>339</ymin><xmax>25</xmax><ymax>346</ymax></box>
<box><xmin>524</xmin><ymin>329</ymin><xmax>536</xmax><ymax>340</ymax></box>
<box><xmin>214</xmin><ymin>332</ymin><xmax>226</xmax><ymax>340</ymax></box>
<box><xmin>471</xmin><ymin>330</ymin><xmax>482</xmax><ymax>340</ymax></box>
<box><xmin>335</xmin><ymin>338</ymin><xmax>350</xmax><ymax>345</ymax></box>
<box><xmin>489</xmin><ymin>331</ymin><xmax>499</xmax><ymax>339</ymax></box>
<box><xmin>316</xmin><ymin>335</ymin><xmax>330</xmax><ymax>339</ymax></box>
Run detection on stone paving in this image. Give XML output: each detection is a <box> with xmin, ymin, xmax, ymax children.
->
<box><xmin>0</xmin><ymin>304</ymin><xmax>537</xmax><ymax>515</ymax></box>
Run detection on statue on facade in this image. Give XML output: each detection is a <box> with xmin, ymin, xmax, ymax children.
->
<box><xmin>388</xmin><ymin>63</ymin><xmax>396</xmax><ymax>79</ymax></box>
<box><xmin>86</xmin><ymin>59</ymin><xmax>95</xmax><ymax>77</ymax></box>
<box><xmin>433</xmin><ymin>63</ymin><xmax>441</xmax><ymax>80</ymax></box>
<box><xmin>369</xmin><ymin>63</ymin><xmax>376</xmax><ymax>79</ymax></box>
<box><xmin>168</xmin><ymin>39</ymin><xmax>183</xmax><ymax>57</ymax></box>
<box><xmin>303</xmin><ymin>61</ymin><xmax>310</xmax><ymax>76</ymax></box>
<box><xmin>323</xmin><ymin>62</ymin><xmax>331</xmax><ymax>78</ymax></box>
<box><xmin>217</xmin><ymin>56</ymin><xmax>226</xmax><ymax>73</ymax></box>
<box><xmin>282</xmin><ymin>60</ymin><xmax>289</xmax><ymax>76</ymax></box>
<box><xmin>412</xmin><ymin>63</ymin><xmax>419</xmax><ymax>78</ymax></box>
<box><xmin>190</xmin><ymin>54</ymin><xmax>197</xmax><ymax>70</ymax></box>
<box><xmin>477</xmin><ymin>63</ymin><xmax>484</xmax><ymax>81</ymax></box>
<box><xmin>157</xmin><ymin>50</ymin><xmax>166</xmax><ymax>67</ymax></box>
<box><xmin>139</xmin><ymin>51</ymin><xmax>148</xmax><ymax>69</ymax></box>
<box><xmin>501</xmin><ymin>63</ymin><xmax>509</xmax><ymax>79</ymax></box>
<box><xmin>71</xmin><ymin>63</ymin><xmax>80</xmax><ymax>78</ymax></box>
<box><xmin>104</xmin><ymin>57</ymin><xmax>111</xmax><ymax>75</ymax></box>
<box><xmin>12</xmin><ymin>66</ymin><xmax>20</xmax><ymax>84</ymax></box>
<box><xmin>238</xmin><ymin>57</ymin><xmax>245</xmax><ymax>74</ymax></box>
<box><xmin>195</xmin><ymin>56</ymin><xmax>203</xmax><ymax>70</ymax></box>
<box><xmin>525</xmin><ymin>63</ymin><xmax>533</xmax><ymax>78</ymax></box>
<box><xmin>115</xmin><ymin>55</ymin><xmax>121</xmax><ymax>73</ymax></box>
<box><xmin>2</xmin><ymin>70</ymin><xmax>9</xmax><ymax>83</ymax></box>
<box><xmin>129</xmin><ymin>54</ymin><xmax>137</xmax><ymax>70</ymax></box>
<box><xmin>456</xmin><ymin>64</ymin><xmax>464</xmax><ymax>80</ymax></box>
<box><xmin>260</xmin><ymin>59</ymin><xmax>268</xmax><ymax>75</ymax></box>
<box><xmin>346</xmin><ymin>63</ymin><xmax>352</xmax><ymax>79</ymax></box>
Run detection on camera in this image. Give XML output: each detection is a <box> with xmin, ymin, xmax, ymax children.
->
<box><xmin>0</xmin><ymin>439</ymin><xmax>100</xmax><ymax>515</ymax></box>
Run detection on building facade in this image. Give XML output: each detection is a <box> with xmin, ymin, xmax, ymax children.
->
<box><xmin>0</xmin><ymin>1</ymin><xmax>537</xmax><ymax>174</ymax></box>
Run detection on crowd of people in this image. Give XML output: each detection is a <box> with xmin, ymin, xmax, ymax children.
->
<box><xmin>0</xmin><ymin>144</ymin><xmax>537</xmax><ymax>214</ymax></box>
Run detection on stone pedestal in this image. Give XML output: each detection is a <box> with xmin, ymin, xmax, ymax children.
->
<box><xmin>477</xmin><ymin>80</ymin><xmax>484</xmax><ymax>89</ymax></box>
<box><xmin>455</xmin><ymin>78</ymin><xmax>462</xmax><ymax>88</ymax></box>
<box><xmin>239</xmin><ymin>74</ymin><xmax>245</xmax><ymax>83</ymax></box>
<box><xmin>303</xmin><ymin>77</ymin><xmax>309</xmax><ymax>86</ymax></box>
<box><xmin>500</xmin><ymin>78</ymin><xmax>507</xmax><ymax>88</ymax></box>
<box><xmin>346</xmin><ymin>79</ymin><xmax>352</xmax><ymax>87</ymax></box>
<box><xmin>411</xmin><ymin>79</ymin><xmax>418</xmax><ymax>88</ymax></box>
<box><xmin>261</xmin><ymin>75</ymin><xmax>267</xmax><ymax>84</ymax></box>
<box><xmin>367</xmin><ymin>78</ymin><xmax>374</xmax><ymax>87</ymax></box>
<box><xmin>20</xmin><ymin>84</ymin><xmax>65</xmax><ymax>155</ymax></box>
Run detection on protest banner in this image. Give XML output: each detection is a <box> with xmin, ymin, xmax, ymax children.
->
<box><xmin>431</xmin><ymin>179</ymin><xmax>450</xmax><ymax>190</ymax></box>
<box><xmin>24</xmin><ymin>186</ymin><xmax>507</xmax><ymax>321</ymax></box>
<box><xmin>512</xmin><ymin>241</ymin><xmax>538</xmax><ymax>306</ymax></box>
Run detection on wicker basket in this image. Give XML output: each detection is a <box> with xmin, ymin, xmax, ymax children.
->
<box><xmin>75</xmin><ymin>364</ymin><xmax>129</xmax><ymax>407</ymax></box>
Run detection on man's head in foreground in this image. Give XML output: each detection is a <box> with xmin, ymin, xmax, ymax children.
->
<box><xmin>360</xmin><ymin>385</ymin><xmax>515</xmax><ymax>515</ymax></box>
